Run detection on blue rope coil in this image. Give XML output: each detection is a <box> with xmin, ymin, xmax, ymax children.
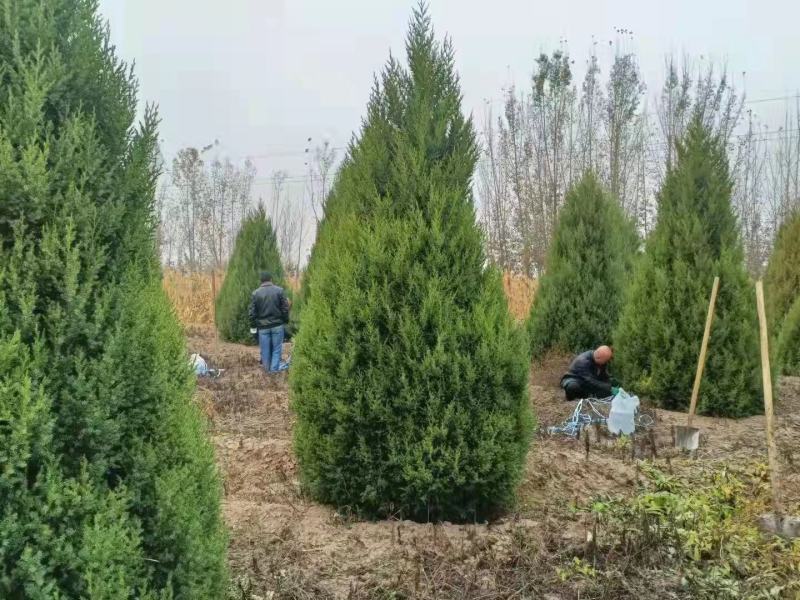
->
<box><xmin>546</xmin><ymin>397</ymin><xmax>654</xmax><ymax>437</ymax></box>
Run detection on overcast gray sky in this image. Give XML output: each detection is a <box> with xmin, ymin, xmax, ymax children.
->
<box><xmin>99</xmin><ymin>0</ymin><xmax>800</xmax><ymax>197</ymax></box>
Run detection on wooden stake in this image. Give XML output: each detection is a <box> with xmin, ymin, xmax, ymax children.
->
<box><xmin>687</xmin><ymin>276</ymin><xmax>720</xmax><ymax>427</ymax></box>
<box><xmin>756</xmin><ymin>280</ymin><xmax>783</xmax><ymax>519</ymax></box>
<box><xmin>584</xmin><ymin>427</ymin><xmax>590</xmax><ymax>460</ymax></box>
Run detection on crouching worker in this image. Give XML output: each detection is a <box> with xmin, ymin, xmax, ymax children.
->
<box><xmin>249</xmin><ymin>271</ymin><xmax>290</xmax><ymax>373</ymax></box>
<box><xmin>560</xmin><ymin>345</ymin><xmax>619</xmax><ymax>401</ymax></box>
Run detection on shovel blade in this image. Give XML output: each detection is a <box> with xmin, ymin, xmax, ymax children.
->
<box><xmin>674</xmin><ymin>425</ymin><xmax>700</xmax><ymax>451</ymax></box>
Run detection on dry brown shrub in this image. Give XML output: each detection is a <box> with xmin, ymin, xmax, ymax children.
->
<box><xmin>284</xmin><ymin>274</ymin><xmax>301</xmax><ymax>293</ymax></box>
<box><xmin>163</xmin><ymin>269</ymin><xmax>225</xmax><ymax>326</ymax></box>
<box><xmin>195</xmin><ymin>387</ymin><xmax>217</xmax><ymax>423</ymax></box>
<box><xmin>503</xmin><ymin>271</ymin><xmax>537</xmax><ymax>321</ymax></box>
<box><xmin>164</xmin><ymin>269</ymin><xmax>531</xmax><ymax>326</ymax></box>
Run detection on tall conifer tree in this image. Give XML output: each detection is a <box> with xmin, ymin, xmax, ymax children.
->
<box><xmin>216</xmin><ymin>206</ymin><xmax>285</xmax><ymax>344</ymax></box>
<box><xmin>764</xmin><ymin>211</ymin><xmax>800</xmax><ymax>330</ymax></box>
<box><xmin>764</xmin><ymin>211</ymin><xmax>800</xmax><ymax>375</ymax></box>
<box><xmin>776</xmin><ymin>295</ymin><xmax>800</xmax><ymax>376</ymax></box>
<box><xmin>291</xmin><ymin>7</ymin><xmax>531</xmax><ymax>521</ymax></box>
<box><xmin>614</xmin><ymin>118</ymin><xmax>760</xmax><ymax>417</ymax></box>
<box><xmin>293</xmin><ymin>56</ymin><xmax>405</xmax><ymax>332</ymax></box>
<box><xmin>527</xmin><ymin>172</ymin><xmax>638</xmax><ymax>357</ymax></box>
<box><xmin>0</xmin><ymin>1</ymin><xmax>226</xmax><ymax>596</ymax></box>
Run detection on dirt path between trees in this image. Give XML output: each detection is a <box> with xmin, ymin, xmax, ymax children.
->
<box><xmin>187</xmin><ymin>326</ymin><xmax>800</xmax><ymax>598</ymax></box>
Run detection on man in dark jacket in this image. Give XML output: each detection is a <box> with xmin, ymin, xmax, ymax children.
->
<box><xmin>560</xmin><ymin>345</ymin><xmax>619</xmax><ymax>401</ymax></box>
<box><xmin>249</xmin><ymin>271</ymin><xmax>290</xmax><ymax>372</ymax></box>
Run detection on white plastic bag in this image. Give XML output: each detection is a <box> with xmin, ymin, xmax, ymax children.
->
<box><xmin>607</xmin><ymin>388</ymin><xmax>639</xmax><ymax>435</ymax></box>
<box><xmin>190</xmin><ymin>353</ymin><xmax>208</xmax><ymax>376</ymax></box>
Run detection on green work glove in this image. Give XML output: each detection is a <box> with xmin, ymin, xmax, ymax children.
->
<box><xmin>611</xmin><ymin>386</ymin><xmax>620</xmax><ymax>396</ymax></box>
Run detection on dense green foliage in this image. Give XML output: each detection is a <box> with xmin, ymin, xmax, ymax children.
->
<box><xmin>0</xmin><ymin>1</ymin><xmax>227</xmax><ymax>597</ymax></box>
<box><xmin>215</xmin><ymin>206</ymin><xmax>285</xmax><ymax>343</ymax></box>
<box><xmin>527</xmin><ymin>172</ymin><xmax>638</xmax><ymax>357</ymax></box>
<box><xmin>776</xmin><ymin>294</ymin><xmax>800</xmax><ymax>376</ymax></box>
<box><xmin>764</xmin><ymin>210</ymin><xmax>800</xmax><ymax>375</ymax></box>
<box><xmin>613</xmin><ymin>119</ymin><xmax>760</xmax><ymax>417</ymax></box>
<box><xmin>764</xmin><ymin>211</ymin><xmax>800</xmax><ymax>332</ymax></box>
<box><xmin>291</xmin><ymin>7</ymin><xmax>532</xmax><ymax>522</ymax></box>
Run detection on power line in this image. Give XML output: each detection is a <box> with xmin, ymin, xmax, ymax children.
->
<box><xmin>744</xmin><ymin>94</ymin><xmax>800</xmax><ymax>105</ymax></box>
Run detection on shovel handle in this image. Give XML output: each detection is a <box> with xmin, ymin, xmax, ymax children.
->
<box><xmin>756</xmin><ymin>280</ymin><xmax>782</xmax><ymax>518</ymax></box>
<box><xmin>688</xmin><ymin>276</ymin><xmax>719</xmax><ymax>427</ymax></box>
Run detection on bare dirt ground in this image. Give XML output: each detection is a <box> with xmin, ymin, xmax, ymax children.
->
<box><xmin>186</xmin><ymin>326</ymin><xmax>800</xmax><ymax>599</ymax></box>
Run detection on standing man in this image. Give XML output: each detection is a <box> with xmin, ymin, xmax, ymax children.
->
<box><xmin>560</xmin><ymin>345</ymin><xmax>620</xmax><ymax>401</ymax></box>
<box><xmin>249</xmin><ymin>271</ymin><xmax>290</xmax><ymax>373</ymax></box>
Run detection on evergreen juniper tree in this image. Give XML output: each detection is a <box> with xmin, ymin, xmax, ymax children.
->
<box><xmin>527</xmin><ymin>172</ymin><xmax>638</xmax><ymax>357</ymax></box>
<box><xmin>764</xmin><ymin>210</ymin><xmax>800</xmax><ymax>332</ymax></box>
<box><xmin>764</xmin><ymin>211</ymin><xmax>800</xmax><ymax>376</ymax></box>
<box><xmin>293</xmin><ymin>56</ymin><xmax>406</xmax><ymax>333</ymax></box>
<box><xmin>776</xmin><ymin>295</ymin><xmax>800</xmax><ymax>376</ymax></box>
<box><xmin>291</xmin><ymin>6</ymin><xmax>532</xmax><ymax>521</ymax></box>
<box><xmin>0</xmin><ymin>1</ymin><xmax>227</xmax><ymax>596</ymax></box>
<box><xmin>613</xmin><ymin>117</ymin><xmax>760</xmax><ymax>417</ymax></box>
<box><xmin>216</xmin><ymin>205</ymin><xmax>285</xmax><ymax>343</ymax></box>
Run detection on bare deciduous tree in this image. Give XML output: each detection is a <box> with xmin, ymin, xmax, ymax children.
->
<box><xmin>767</xmin><ymin>99</ymin><xmax>800</xmax><ymax>231</ymax></box>
<box><xmin>267</xmin><ymin>169</ymin><xmax>306</xmax><ymax>276</ymax></box>
<box><xmin>483</xmin><ymin>51</ymin><xmax>580</xmax><ymax>276</ymax></box>
<box><xmin>479</xmin><ymin>103</ymin><xmax>514</xmax><ymax>269</ymax></box>
<box><xmin>531</xmin><ymin>50</ymin><xmax>577</xmax><ymax>244</ymax></box>
<box><xmin>732</xmin><ymin>110</ymin><xmax>770</xmax><ymax>274</ymax></box>
<box><xmin>477</xmin><ymin>48</ymin><xmax>783</xmax><ymax>276</ymax></box>
<box><xmin>171</xmin><ymin>148</ymin><xmax>207</xmax><ymax>271</ymax></box>
<box><xmin>655</xmin><ymin>57</ymin><xmax>744</xmax><ymax>179</ymax></box>
<box><xmin>604</xmin><ymin>49</ymin><xmax>646</xmax><ymax>207</ymax></box>
<box><xmin>478</xmin><ymin>44</ymin><xmax>650</xmax><ymax>275</ymax></box>
<box><xmin>577</xmin><ymin>49</ymin><xmax>603</xmax><ymax>175</ymax></box>
<box><xmin>162</xmin><ymin>148</ymin><xmax>255</xmax><ymax>272</ymax></box>
<box><xmin>306</xmin><ymin>141</ymin><xmax>338</xmax><ymax>224</ymax></box>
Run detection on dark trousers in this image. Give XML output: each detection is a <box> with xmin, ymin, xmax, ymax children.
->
<box><xmin>562</xmin><ymin>378</ymin><xmax>587</xmax><ymax>401</ymax></box>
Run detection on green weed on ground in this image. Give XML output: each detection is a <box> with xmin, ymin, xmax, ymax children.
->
<box><xmin>579</xmin><ymin>461</ymin><xmax>800</xmax><ymax>599</ymax></box>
